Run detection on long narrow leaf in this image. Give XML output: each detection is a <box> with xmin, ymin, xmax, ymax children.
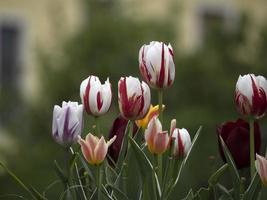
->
<box><xmin>243</xmin><ymin>172</ymin><xmax>260</xmax><ymax>200</ymax></box>
<box><xmin>219</xmin><ymin>136</ymin><xmax>241</xmax><ymax>199</ymax></box>
<box><xmin>107</xmin><ymin>184</ymin><xmax>130</xmax><ymax>200</ymax></box>
<box><xmin>208</xmin><ymin>164</ymin><xmax>229</xmax><ymax>187</ymax></box>
<box><xmin>0</xmin><ymin>162</ymin><xmax>38</xmax><ymax>200</ymax></box>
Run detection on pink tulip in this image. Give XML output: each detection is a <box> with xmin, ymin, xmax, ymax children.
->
<box><xmin>80</xmin><ymin>75</ymin><xmax>112</xmax><ymax>117</ymax></box>
<box><xmin>139</xmin><ymin>41</ymin><xmax>175</xmax><ymax>89</ymax></box>
<box><xmin>118</xmin><ymin>76</ymin><xmax>151</xmax><ymax>120</ymax></box>
<box><xmin>144</xmin><ymin>116</ymin><xmax>169</xmax><ymax>154</ymax></box>
<box><xmin>235</xmin><ymin>74</ymin><xmax>267</xmax><ymax>119</ymax></box>
<box><xmin>78</xmin><ymin>133</ymin><xmax>116</xmax><ymax>165</ymax></box>
<box><xmin>255</xmin><ymin>154</ymin><xmax>267</xmax><ymax>187</ymax></box>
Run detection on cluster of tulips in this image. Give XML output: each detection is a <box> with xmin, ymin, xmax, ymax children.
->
<box><xmin>51</xmin><ymin>41</ymin><xmax>267</xmax><ymax>199</ymax></box>
<box><xmin>2</xmin><ymin>41</ymin><xmax>267</xmax><ymax>200</ymax></box>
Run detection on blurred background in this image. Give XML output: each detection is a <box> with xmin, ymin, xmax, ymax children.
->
<box><xmin>0</xmin><ymin>0</ymin><xmax>267</xmax><ymax>199</ymax></box>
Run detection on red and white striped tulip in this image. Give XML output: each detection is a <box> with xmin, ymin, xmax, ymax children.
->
<box><xmin>235</xmin><ymin>74</ymin><xmax>267</xmax><ymax>119</ymax></box>
<box><xmin>80</xmin><ymin>76</ymin><xmax>112</xmax><ymax>117</ymax></box>
<box><xmin>170</xmin><ymin>119</ymin><xmax>191</xmax><ymax>159</ymax></box>
<box><xmin>52</xmin><ymin>101</ymin><xmax>84</xmax><ymax>147</ymax></box>
<box><xmin>78</xmin><ymin>133</ymin><xmax>116</xmax><ymax>165</ymax></box>
<box><xmin>118</xmin><ymin>76</ymin><xmax>151</xmax><ymax>120</ymax></box>
<box><xmin>139</xmin><ymin>41</ymin><xmax>175</xmax><ymax>89</ymax></box>
<box><xmin>255</xmin><ymin>154</ymin><xmax>267</xmax><ymax>187</ymax></box>
<box><xmin>144</xmin><ymin>116</ymin><xmax>169</xmax><ymax>154</ymax></box>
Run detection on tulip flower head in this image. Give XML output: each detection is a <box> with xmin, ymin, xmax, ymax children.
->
<box><xmin>80</xmin><ymin>75</ymin><xmax>112</xmax><ymax>117</ymax></box>
<box><xmin>235</xmin><ymin>74</ymin><xmax>267</xmax><ymax>119</ymax></box>
<box><xmin>144</xmin><ymin>116</ymin><xmax>169</xmax><ymax>154</ymax></box>
<box><xmin>139</xmin><ymin>41</ymin><xmax>175</xmax><ymax>89</ymax></box>
<box><xmin>255</xmin><ymin>154</ymin><xmax>267</xmax><ymax>187</ymax></box>
<box><xmin>217</xmin><ymin>118</ymin><xmax>261</xmax><ymax>169</ymax></box>
<box><xmin>118</xmin><ymin>76</ymin><xmax>151</xmax><ymax>120</ymax></box>
<box><xmin>170</xmin><ymin>119</ymin><xmax>191</xmax><ymax>159</ymax></box>
<box><xmin>78</xmin><ymin>133</ymin><xmax>116</xmax><ymax>165</ymax></box>
<box><xmin>52</xmin><ymin>101</ymin><xmax>84</xmax><ymax>147</ymax></box>
<box><xmin>136</xmin><ymin>104</ymin><xmax>164</xmax><ymax>129</ymax></box>
<box><xmin>108</xmin><ymin>115</ymin><xmax>138</xmax><ymax>163</ymax></box>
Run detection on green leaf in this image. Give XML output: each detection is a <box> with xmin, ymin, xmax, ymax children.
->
<box><xmin>106</xmin><ymin>184</ymin><xmax>130</xmax><ymax>200</ymax></box>
<box><xmin>208</xmin><ymin>164</ymin><xmax>229</xmax><ymax>187</ymax></box>
<box><xmin>242</xmin><ymin>172</ymin><xmax>261</xmax><ymax>200</ymax></box>
<box><xmin>219</xmin><ymin>136</ymin><xmax>241</xmax><ymax>199</ymax></box>
<box><xmin>182</xmin><ymin>189</ymin><xmax>194</xmax><ymax>200</ymax></box>
<box><xmin>196</xmin><ymin>187</ymin><xmax>211</xmax><ymax>200</ymax></box>
<box><xmin>128</xmin><ymin>136</ymin><xmax>161</xmax><ymax>199</ymax></box>
<box><xmin>29</xmin><ymin>186</ymin><xmax>48</xmax><ymax>200</ymax></box>
<box><xmin>167</xmin><ymin>126</ymin><xmax>202</xmax><ymax>199</ymax></box>
<box><xmin>217</xmin><ymin>184</ymin><xmax>233</xmax><ymax>199</ymax></box>
<box><xmin>0</xmin><ymin>162</ymin><xmax>42</xmax><ymax>200</ymax></box>
<box><xmin>54</xmin><ymin>160</ymin><xmax>68</xmax><ymax>184</ymax></box>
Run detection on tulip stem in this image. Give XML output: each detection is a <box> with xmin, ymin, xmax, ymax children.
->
<box><xmin>153</xmin><ymin>155</ymin><xmax>158</xmax><ymax>200</ymax></box>
<box><xmin>64</xmin><ymin>147</ymin><xmax>72</xmax><ymax>200</ymax></box>
<box><xmin>97</xmin><ymin>165</ymin><xmax>102</xmax><ymax>200</ymax></box>
<box><xmin>158</xmin><ymin>90</ymin><xmax>163</xmax><ymax>123</ymax></box>
<box><xmin>249</xmin><ymin>118</ymin><xmax>255</xmax><ymax>180</ymax></box>
<box><xmin>94</xmin><ymin>117</ymin><xmax>101</xmax><ymax>137</ymax></box>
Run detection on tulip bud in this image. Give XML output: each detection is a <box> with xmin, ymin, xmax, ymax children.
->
<box><xmin>217</xmin><ymin>118</ymin><xmax>261</xmax><ymax>169</ymax></box>
<box><xmin>139</xmin><ymin>41</ymin><xmax>175</xmax><ymax>89</ymax></box>
<box><xmin>255</xmin><ymin>154</ymin><xmax>267</xmax><ymax>187</ymax></box>
<box><xmin>135</xmin><ymin>104</ymin><xmax>164</xmax><ymax>129</ymax></box>
<box><xmin>80</xmin><ymin>75</ymin><xmax>112</xmax><ymax>117</ymax></box>
<box><xmin>144</xmin><ymin>116</ymin><xmax>169</xmax><ymax>154</ymax></box>
<box><xmin>171</xmin><ymin>127</ymin><xmax>191</xmax><ymax>159</ymax></box>
<box><xmin>78</xmin><ymin>133</ymin><xmax>116</xmax><ymax>165</ymax></box>
<box><xmin>118</xmin><ymin>76</ymin><xmax>151</xmax><ymax>120</ymax></box>
<box><xmin>235</xmin><ymin>74</ymin><xmax>267</xmax><ymax>119</ymax></box>
<box><xmin>52</xmin><ymin>101</ymin><xmax>84</xmax><ymax>147</ymax></box>
<box><xmin>107</xmin><ymin>115</ymin><xmax>138</xmax><ymax>163</ymax></box>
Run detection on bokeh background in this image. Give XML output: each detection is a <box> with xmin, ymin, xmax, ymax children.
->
<box><xmin>0</xmin><ymin>0</ymin><xmax>267</xmax><ymax>199</ymax></box>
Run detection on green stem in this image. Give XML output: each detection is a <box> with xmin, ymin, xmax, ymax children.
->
<box><xmin>158</xmin><ymin>154</ymin><xmax>162</xmax><ymax>187</ymax></box>
<box><xmin>97</xmin><ymin>165</ymin><xmax>102</xmax><ymax>200</ymax></box>
<box><xmin>158</xmin><ymin>90</ymin><xmax>163</xmax><ymax>123</ymax></box>
<box><xmin>70</xmin><ymin>148</ymin><xmax>88</xmax><ymax>200</ymax></box>
<box><xmin>64</xmin><ymin>147</ymin><xmax>71</xmax><ymax>200</ymax></box>
<box><xmin>162</xmin><ymin>154</ymin><xmax>171</xmax><ymax>197</ymax></box>
<box><xmin>95</xmin><ymin>117</ymin><xmax>101</xmax><ymax>136</ymax></box>
<box><xmin>249</xmin><ymin>118</ymin><xmax>255</xmax><ymax>180</ymax></box>
<box><xmin>153</xmin><ymin>155</ymin><xmax>158</xmax><ymax>200</ymax></box>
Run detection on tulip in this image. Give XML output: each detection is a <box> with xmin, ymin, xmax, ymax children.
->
<box><xmin>80</xmin><ymin>75</ymin><xmax>112</xmax><ymax>117</ymax></box>
<box><xmin>144</xmin><ymin>116</ymin><xmax>169</xmax><ymax>154</ymax></box>
<box><xmin>52</xmin><ymin>101</ymin><xmax>84</xmax><ymax>147</ymax></box>
<box><xmin>217</xmin><ymin>118</ymin><xmax>261</xmax><ymax>169</ymax></box>
<box><xmin>255</xmin><ymin>154</ymin><xmax>267</xmax><ymax>187</ymax></box>
<box><xmin>235</xmin><ymin>74</ymin><xmax>267</xmax><ymax>119</ymax></box>
<box><xmin>78</xmin><ymin>133</ymin><xmax>116</xmax><ymax>165</ymax></box>
<box><xmin>139</xmin><ymin>41</ymin><xmax>175</xmax><ymax>89</ymax></box>
<box><xmin>118</xmin><ymin>76</ymin><xmax>151</xmax><ymax>120</ymax></box>
<box><xmin>135</xmin><ymin>104</ymin><xmax>164</xmax><ymax>129</ymax></box>
<box><xmin>107</xmin><ymin>115</ymin><xmax>138</xmax><ymax>163</ymax></box>
<box><xmin>170</xmin><ymin>119</ymin><xmax>191</xmax><ymax>159</ymax></box>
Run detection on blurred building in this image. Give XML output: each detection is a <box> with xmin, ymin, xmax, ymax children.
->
<box><xmin>0</xmin><ymin>0</ymin><xmax>84</xmax><ymax>102</ymax></box>
<box><xmin>122</xmin><ymin>0</ymin><xmax>267</xmax><ymax>53</ymax></box>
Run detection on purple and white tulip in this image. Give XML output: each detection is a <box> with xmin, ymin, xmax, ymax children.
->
<box><xmin>118</xmin><ymin>76</ymin><xmax>151</xmax><ymax>120</ymax></box>
<box><xmin>80</xmin><ymin>76</ymin><xmax>112</xmax><ymax>117</ymax></box>
<box><xmin>52</xmin><ymin>101</ymin><xmax>84</xmax><ymax>147</ymax></box>
<box><xmin>235</xmin><ymin>74</ymin><xmax>267</xmax><ymax>119</ymax></box>
<box><xmin>139</xmin><ymin>41</ymin><xmax>175</xmax><ymax>89</ymax></box>
<box><xmin>170</xmin><ymin>119</ymin><xmax>191</xmax><ymax>159</ymax></box>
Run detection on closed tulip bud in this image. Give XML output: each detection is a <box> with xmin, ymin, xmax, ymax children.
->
<box><xmin>135</xmin><ymin>104</ymin><xmax>165</xmax><ymax>129</ymax></box>
<box><xmin>217</xmin><ymin>119</ymin><xmax>261</xmax><ymax>169</ymax></box>
<box><xmin>107</xmin><ymin>115</ymin><xmax>138</xmax><ymax>163</ymax></box>
<box><xmin>118</xmin><ymin>76</ymin><xmax>151</xmax><ymax>120</ymax></box>
<box><xmin>144</xmin><ymin>116</ymin><xmax>169</xmax><ymax>154</ymax></box>
<box><xmin>80</xmin><ymin>75</ymin><xmax>112</xmax><ymax>117</ymax></box>
<box><xmin>235</xmin><ymin>74</ymin><xmax>267</xmax><ymax>119</ymax></box>
<box><xmin>78</xmin><ymin>133</ymin><xmax>116</xmax><ymax>165</ymax></box>
<box><xmin>52</xmin><ymin>101</ymin><xmax>84</xmax><ymax>147</ymax></box>
<box><xmin>139</xmin><ymin>41</ymin><xmax>175</xmax><ymax>89</ymax></box>
<box><xmin>255</xmin><ymin>154</ymin><xmax>267</xmax><ymax>187</ymax></box>
<box><xmin>170</xmin><ymin>122</ymin><xmax>191</xmax><ymax>159</ymax></box>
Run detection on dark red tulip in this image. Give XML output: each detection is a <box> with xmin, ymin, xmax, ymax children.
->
<box><xmin>217</xmin><ymin>118</ymin><xmax>261</xmax><ymax>169</ymax></box>
<box><xmin>107</xmin><ymin>115</ymin><xmax>138</xmax><ymax>164</ymax></box>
